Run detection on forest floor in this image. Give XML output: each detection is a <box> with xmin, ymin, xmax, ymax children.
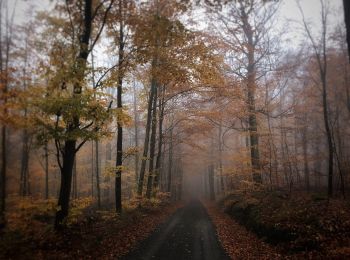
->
<box><xmin>215</xmin><ymin>189</ymin><xmax>350</xmax><ymax>259</ymax></box>
<box><xmin>2</xmin><ymin>192</ymin><xmax>350</xmax><ymax>259</ymax></box>
<box><xmin>0</xmin><ymin>194</ymin><xmax>182</xmax><ymax>259</ymax></box>
<box><xmin>204</xmin><ymin>200</ymin><xmax>282</xmax><ymax>259</ymax></box>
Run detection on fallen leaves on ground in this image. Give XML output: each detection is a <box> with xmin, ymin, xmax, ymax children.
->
<box><xmin>203</xmin><ymin>200</ymin><xmax>282</xmax><ymax>260</ymax></box>
<box><xmin>0</xmin><ymin>196</ymin><xmax>182</xmax><ymax>259</ymax></box>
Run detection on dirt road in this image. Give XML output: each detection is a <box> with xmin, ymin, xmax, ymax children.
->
<box><xmin>122</xmin><ymin>200</ymin><xmax>230</xmax><ymax>260</ymax></box>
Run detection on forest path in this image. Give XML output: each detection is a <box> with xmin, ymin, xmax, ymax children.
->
<box><xmin>121</xmin><ymin>199</ymin><xmax>230</xmax><ymax>260</ymax></box>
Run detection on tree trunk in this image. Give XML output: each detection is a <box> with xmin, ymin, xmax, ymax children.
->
<box><xmin>153</xmin><ymin>85</ymin><xmax>165</xmax><ymax>194</ymax></box>
<box><xmin>301</xmin><ymin>127</ymin><xmax>310</xmax><ymax>192</ymax></box>
<box><xmin>115</xmin><ymin>0</ymin><xmax>124</xmax><ymax>213</ymax></box>
<box><xmin>208</xmin><ymin>164</ymin><xmax>215</xmax><ymax>201</ymax></box>
<box><xmin>91</xmin><ymin>47</ymin><xmax>101</xmax><ymax>207</ymax></box>
<box><xmin>243</xmin><ymin>8</ymin><xmax>261</xmax><ymax>184</ymax></box>
<box><xmin>133</xmin><ymin>82</ymin><xmax>139</xmax><ymax>183</ymax></box>
<box><xmin>177</xmin><ymin>163</ymin><xmax>183</xmax><ymax>200</ymax></box>
<box><xmin>55</xmin><ymin>140</ymin><xmax>76</xmax><ymax>229</ymax></box>
<box><xmin>45</xmin><ymin>142</ymin><xmax>49</xmax><ymax>199</ymax></box>
<box><xmin>91</xmin><ymin>141</ymin><xmax>94</xmax><ymax>197</ymax></box>
<box><xmin>54</xmin><ymin>0</ymin><xmax>92</xmax><ymax>229</ymax></box>
<box><xmin>218</xmin><ymin>123</ymin><xmax>224</xmax><ymax>193</ymax></box>
<box><xmin>0</xmin><ymin>125</ymin><xmax>6</xmax><ymax>228</ymax></box>
<box><xmin>138</xmin><ymin>78</ymin><xmax>157</xmax><ymax>196</ymax></box>
<box><xmin>146</xmin><ymin>83</ymin><xmax>158</xmax><ymax>199</ymax></box>
<box><xmin>20</xmin><ymin>128</ymin><xmax>30</xmax><ymax>196</ymax></box>
<box><xmin>167</xmin><ymin>125</ymin><xmax>173</xmax><ymax>193</ymax></box>
<box><xmin>321</xmin><ymin>73</ymin><xmax>333</xmax><ymax>197</ymax></box>
<box><xmin>95</xmin><ymin>140</ymin><xmax>101</xmax><ymax>208</ymax></box>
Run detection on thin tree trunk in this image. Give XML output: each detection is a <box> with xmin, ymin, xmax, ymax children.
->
<box><xmin>138</xmin><ymin>79</ymin><xmax>157</xmax><ymax>196</ymax></box>
<box><xmin>95</xmin><ymin>140</ymin><xmax>101</xmax><ymax>208</ymax></box>
<box><xmin>208</xmin><ymin>164</ymin><xmax>215</xmax><ymax>201</ymax></box>
<box><xmin>177</xmin><ymin>162</ymin><xmax>183</xmax><ymax>200</ymax></box>
<box><xmin>20</xmin><ymin>128</ymin><xmax>29</xmax><ymax>196</ymax></box>
<box><xmin>300</xmin><ymin>0</ymin><xmax>333</xmax><ymax>197</ymax></box>
<box><xmin>91</xmin><ymin>141</ymin><xmax>94</xmax><ymax>197</ymax></box>
<box><xmin>167</xmin><ymin>125</ymin><xmax>173</xmax><ymax>193</ymax></box>
<box><xmin>91</xmin><ymin>46</ymin><xmax>101</xmax><ymax>208</ymax></box>
<box><xmin>146</xmin><ymin>84</ymin><xmax>158</xmax><ymax>199</ymax></box>
<box><xmin>0</xmin><ymin>125</ymin><xmax>6</xmax><ymax>228</ymax></box>
<box><xmin>133</xmin><ymin>82</ymin><xmax>139</xmax><ymax>184</ymax></box>
<box><xmin>45</xmin><ymin>142</ymin><xmax>49</xmax><ymax>199</ymax></box>
<box><xmin>153</xmin><ymin>85</ymin><xmax>165</xmax><ymax>194</ymax></box>
<box><xmin>218</xmin><ymin>123</ymin><xmax>224</xmax><ymax>193</ymax></box>
<box><xmin>301</xmin><ymin>126</ymin><xmax>310</xmax><ymax>192</ymax></box>
<box><xmin>20</xmin><ymin>33</ymin><xmax>30</xmax><ymax>197</ymax></box>
<box><xmin>115</xmin><ymin>0</ymin><xmax>124</xmax><ymax>213</ymax></box>
<box><xmin>0</xmin><ymin>0</ymin><xmax>13</xmax><ymax>229</ymax></box>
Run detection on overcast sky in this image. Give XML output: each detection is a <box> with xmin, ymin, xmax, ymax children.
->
<box><xmin>10</xmin><ymin>0</ymin><xmax>344</xmax><ymax>26</ymax></box>
<box><xmin>7</xmin><ymin>0</ymin><xmax>345</xmax><ymax>62</ymax></box>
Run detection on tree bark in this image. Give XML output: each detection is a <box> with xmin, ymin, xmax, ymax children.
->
<box><xmin>138</xmin><ymin>78</ymin><xmax>157</xmax><ymax>196</ymax></box>
<box><xmin>133</xmin><ymin>82</ymin><xmax>139</xmax><ymax>183</ymax></box>
<box><xmin>301</xmin><ymin>126</ymin><xmax>310</xmax><ymax>192</ymax></box>
<box><xmin>208</xmin><ymin>164</ymin><xmax>215</xmax><ymax>201</ymax></box>
<box><xmin>0</xmin><ymin>125</ymin><xmax>6</xmax><ymax>228</ymax></box>
<box><xmin>55</xmin><ymin>0</ymin><xmax>92</xmax><ymax>229</ymax></box>
<box><xmin>153</xmin><ymin>85</ymin><xmax>165</xmax><ymax>193</ymax></box>
<box><xmin>300</xmin><ymin>0</ymin><xmax>333</xmax><ymax>197</ymax></box>
<box><xmin>115</xmin><ymin>0</ymin><xmax>125</xmax><ymax>213</ymax></box>
<box><xmin>218</xmin><ymin>123</ymin><xmax>224</xmax><ymax>193</ymax></box>
<box><xmin>242</xmin><ymin>5</ymin><xmax>261</xmax><ymax>184</ymax></box>
<box><xmin>167</xmin><ymin>125</ymin><xmax>173</xmax><ymax>193</ymax></box>
<box><xmin>55</xmin><ymin>140</ymin><xmax>76</xmax><ymax>229</ymax></box>
<box><xmin>91</xmin><ymin>141</ymin><xmax>94</xmax><ymax>197</ymax></box>
<box><xmin>45</xmin><ymin>142</ymin><xmax>49</xmax><ymax>199</ymax></box>
<box><xmin>20</xmin><ymin>128</ymin><xmax>30</xmax><ymax>196</ymax></box>
<box><xmin>95</xmin><ymin>140</ymin><xmax>101</xmax><ymax>208</ymax></box>
<box><xmin>72</xmin><ymin>158</ymin><xmax>78</xmax><ymax>199</ymax></box>
<box><xmin>146</xmin><ymin>83</ymin><xmax>158</xmax><ymax>198</ymax></box>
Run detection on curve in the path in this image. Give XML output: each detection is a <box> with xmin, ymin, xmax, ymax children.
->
<box><xmin>122</xmin><ymin>200</ymin><xmax>230</xmax><ymax>260</ymax></box>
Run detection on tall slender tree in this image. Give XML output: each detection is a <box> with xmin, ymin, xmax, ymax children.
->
<box><xmin>298</xmin><ymin>0</ymin><xmax>334</xmax><ymax>196</ymax></box>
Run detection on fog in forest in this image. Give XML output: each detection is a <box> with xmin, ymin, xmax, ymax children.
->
<box><xmin>1</xmin><ymin>0</ymin><xmax>350</xmax><ymax>259</ymax></box>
